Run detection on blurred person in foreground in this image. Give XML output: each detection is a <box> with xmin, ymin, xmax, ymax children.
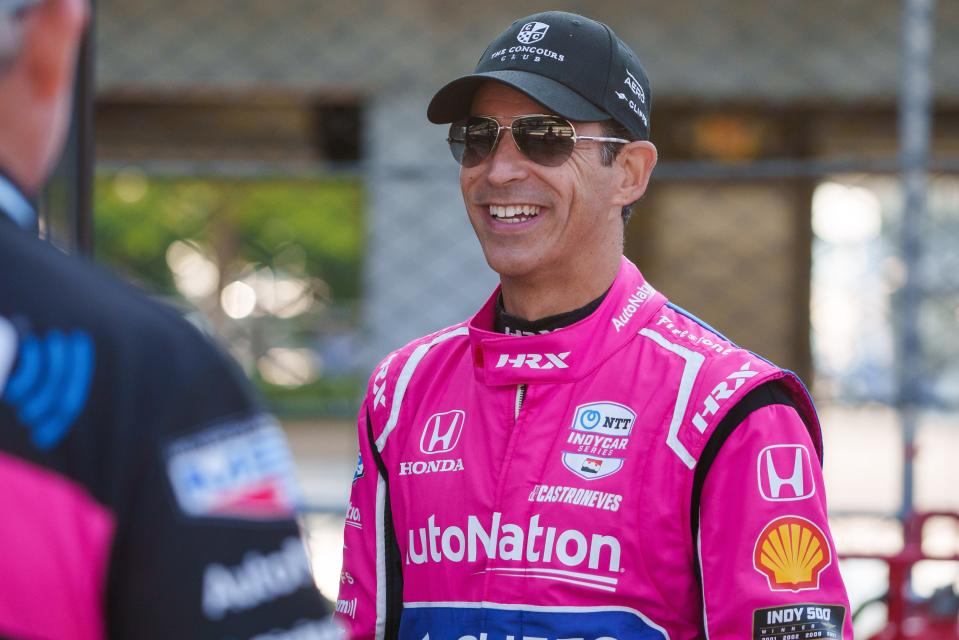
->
<box><xmin>0</xmin><ymin>0</ymin><xmax>336</xmax><ymax>637</ymax></box>
<box><xmin>337</xmin><ymin>11</ymin><xmax>852</xmax><ymax>640</ymax></box>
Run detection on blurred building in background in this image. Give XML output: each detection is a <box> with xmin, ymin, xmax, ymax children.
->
<box><xmin>93</xmin><ymin>0</ymin><xmax>959</xmax><ymax>405</ymax></box>
<box><xmin>87</xmin><ymin>1</ymin><xmax>959</xmax><ymax>633</ymax></box>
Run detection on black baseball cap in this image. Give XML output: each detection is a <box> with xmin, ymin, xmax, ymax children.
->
<box><xmin>427</xmin><ymin>11</ymin><xmax>651</xmax><ymax>140</ymax></box>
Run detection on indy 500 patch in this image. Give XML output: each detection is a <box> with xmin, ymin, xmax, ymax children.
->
<box><xmin>166</xmin><ymin>414</ymin><xmax>301</xmax><ymax>520</ymax></box>
<box><xmin>752</xmin><ymin>603</ymin><xmax>845</xmax><ymax>639</ymax></box>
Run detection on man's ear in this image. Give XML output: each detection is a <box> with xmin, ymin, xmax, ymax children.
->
<box><xmin>611</xmin><ymin>141</ymin><xmax>658</xmax><ymax>207</ymax></box>
<box><xmin>19</xmin><ymin>0</ymin><xmax>88</xmax><ymax>100</ymax></box>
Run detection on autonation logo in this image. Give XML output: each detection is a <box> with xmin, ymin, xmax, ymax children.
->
<box><xmin>406</xmin><ymin>513</ymin><xmax>622</xmax><ymax>591</ymax></box>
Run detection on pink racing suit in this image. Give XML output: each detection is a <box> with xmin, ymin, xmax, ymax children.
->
<box><xmin>337</xmin><ymin>257</ymin><xmax>852</xmax><ymax>640</ymax></box>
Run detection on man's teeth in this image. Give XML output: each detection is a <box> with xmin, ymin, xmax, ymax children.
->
<box><xmin>489</xmin><ymin>205</ymin><xmax>541</xmax><ymax>223</ymax></box>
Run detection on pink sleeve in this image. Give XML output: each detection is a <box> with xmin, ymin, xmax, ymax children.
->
<box><xmin>699</xmin><ymin>403</ymin><xmax>853</xmax><ymax>640</ymax></box>
<box><xmin>336</xmin><ymin>399</ymin><xmax>382</xmax><ymax>639</ymax></box>
<box><xmin>0</xmin><ymin>451</ymin><xmax>113</xmax><ymax>640</ymax></box>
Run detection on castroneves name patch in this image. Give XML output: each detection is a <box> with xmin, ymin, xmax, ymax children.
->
<box><xmin>529</xmin><ymin>484</ymin><xmax>623</xmax><ymax>512</ymax></box>
<box><xmin>165</xmin><ymin>414</ymin><xmax>300</xmax><ymax>520</ymax></box>
<box><xmin>752</xmin><ymin>603</ymin><xmax>846</xmax><ymax>639</ymax></box>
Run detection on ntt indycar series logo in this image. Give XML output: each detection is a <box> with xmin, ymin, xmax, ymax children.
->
<box><xmin>562</xmin><ymin>402</ymin><xmax>636</xmax><ymax>480</ymax></box>
<box><xmin>571</xmin><ymin>402</ymin><xmax>636</xmax><ymax>436</ymax></box>
<box><xmin>407</xmin><ymin>512</ymin><xmax>623</xmax><ymax>592</ymax></box>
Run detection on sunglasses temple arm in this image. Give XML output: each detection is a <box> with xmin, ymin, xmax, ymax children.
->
<box><xmin>576</xmin><ymin>136</ymin><xmax>631</xmax><ymax>144</ymax></box>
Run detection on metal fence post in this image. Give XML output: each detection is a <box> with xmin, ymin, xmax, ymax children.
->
<box><xmin>897</xmin><ymin>0</ymin><xmax>935</xmax><ymax>520</ymax></box>
<box><xmin>75</xmin><ymin>0</ymin><xmax>95</xmax><ymax>256</ymax></box>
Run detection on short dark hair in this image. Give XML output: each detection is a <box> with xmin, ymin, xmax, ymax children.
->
<box><xmin>598</xmin><ymin>119</ymin><xmax>640</xmax><ymax>224</ymax></box>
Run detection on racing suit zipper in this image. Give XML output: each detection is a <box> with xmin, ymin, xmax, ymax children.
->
<box><xmin>515</xmin><ymin>384</ymin><xmax>527</xmax><ymax>420</ymax></box>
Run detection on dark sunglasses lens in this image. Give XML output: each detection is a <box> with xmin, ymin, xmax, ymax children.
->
<box><xmin>447</xmin><ymin>121</ymin><xmax>469</xmax><ymax>166</ymax></box>
<box><xmin>512</xmin><ymin>116</ymin><xmax>575</xmax><ymax>167</ymax></box>
<box><xmin>448</xmin><ymin>118</ymin><xmax>499</xmax><ymax>167</ymax></box>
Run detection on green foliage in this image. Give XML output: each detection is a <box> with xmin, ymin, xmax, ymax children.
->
<box><xmin>94</xmin><ymin>173</ymin><xmax>364</xmax><ymax>298</ymax></box>
<box><xmin>255</xmin><ymin>375</ymin><xmax>366</xmax><ymax>419</ymax></box>
<box><xmin>93</xmin><ymin>172</ymin><xmax>366</xmax><ymax>414</ymax></box>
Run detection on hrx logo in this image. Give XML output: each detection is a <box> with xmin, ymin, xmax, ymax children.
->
<box><xmin>495</xmin><ymin>352</ymin><xmax>570</xmax><ymax>370</ymax></box>
<box><xmin>371</xmin><ymin>354</ymin><xmax>395</xmax><ymax>410</ymax></box>
<box><xmin>691</xmin><ymin>361</ymin><xmax>757</xmax><ymax>432</ymax></box>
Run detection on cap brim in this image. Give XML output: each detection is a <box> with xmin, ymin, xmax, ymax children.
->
<box><xmin>427</xmin><ymin>70</ymin><xmax>610</xmax><ymax>124</ymax></box>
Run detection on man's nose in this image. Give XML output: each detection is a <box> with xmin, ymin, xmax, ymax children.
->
<box><xmin>483</xmin><ymin>129</ymin><xmax>530</xmax><ymax>185</ymax></box>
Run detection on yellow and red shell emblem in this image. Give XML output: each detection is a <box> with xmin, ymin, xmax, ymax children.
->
<box><xmin>753</xmin><ymin>515</ymin><xmax>831</xmax><ymax>591</ymax></box>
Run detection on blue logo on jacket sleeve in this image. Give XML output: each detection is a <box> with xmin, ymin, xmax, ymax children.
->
<box><xmin>1</xmin><ymin>326</ymin><xmax>95</xmax><ymax>450</ymax></box>
<box><xmin>352</xmin><ymin>452</ymin><xmax>365</xmax><ymax>483</ymax></box>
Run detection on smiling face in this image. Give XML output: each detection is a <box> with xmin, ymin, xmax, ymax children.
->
<box><xmin>459</xmin><ymin>82</ymin><xmax>627</xmax><ymax>289</ymax></box>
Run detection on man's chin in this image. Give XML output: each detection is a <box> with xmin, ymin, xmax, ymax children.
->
<box><xmin>482</xmin><ymin>252</ymin><xmax>544</xmax><ymax>281</ymax></box>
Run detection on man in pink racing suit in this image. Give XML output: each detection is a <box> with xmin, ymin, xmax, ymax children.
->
<box><xmin>337</xmin><ymin>10</ymin><xmax>853</xmax><ymax>640</ymax></box>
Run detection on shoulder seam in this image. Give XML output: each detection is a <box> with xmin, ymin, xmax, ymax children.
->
<box><xmin>374</xmin><ymin>326</ymin><xmax>469</xmax><ymax>452</ymax></box>
<box><xmin>665</xmin><ymin>302</ymin><xmax>738</xmax><ymax>348</ymax></box>
<box><xmin>690</xmin><ymin>380</ymin><xmax>799</xmax><ymax>618</ymax></box>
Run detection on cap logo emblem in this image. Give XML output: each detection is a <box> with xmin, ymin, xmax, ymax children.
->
<box><xmin>517</xmin><ymin>22</ymin><xmax>549</xmax><ymax>44</ymax></box>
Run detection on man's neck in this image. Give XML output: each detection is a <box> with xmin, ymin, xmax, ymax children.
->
<box><xmin>499</xmin><ymin>255</ymin><xmax>620</xmax><ymax>321</ymax></box>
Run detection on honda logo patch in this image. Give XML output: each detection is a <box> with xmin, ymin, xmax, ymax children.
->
<box><xmin>420</xmin><ymin>410</ymin><xmax>465</xmax><ymax>454</ymax></box>
<box><xmin>757</xmin><ymin>444</ymin><xmax>815</xmax><ymax>502</ymax></box>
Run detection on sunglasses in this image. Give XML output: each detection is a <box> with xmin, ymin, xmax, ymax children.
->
<box><xmin>447</xmin><ymin>114</ymin><xmax>630</xmax><ymax>168</ymax></box>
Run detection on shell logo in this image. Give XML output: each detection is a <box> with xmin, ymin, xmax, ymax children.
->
<box><xmin>753</xmin><ymin>515</ymin><xmax>831</xmax><ymax>591</ymax></box>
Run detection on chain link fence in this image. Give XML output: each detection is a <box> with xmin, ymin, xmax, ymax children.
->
<box><xmin>89</xmin><ymin>0</ymin><xmax>959</xmax><ymax>627</ymax></box>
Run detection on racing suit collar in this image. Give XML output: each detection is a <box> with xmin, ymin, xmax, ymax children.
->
<box><xmin>468</xmin><ymin>255</ymin><xmax>665</xmax><ymax>386</ymax></box>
